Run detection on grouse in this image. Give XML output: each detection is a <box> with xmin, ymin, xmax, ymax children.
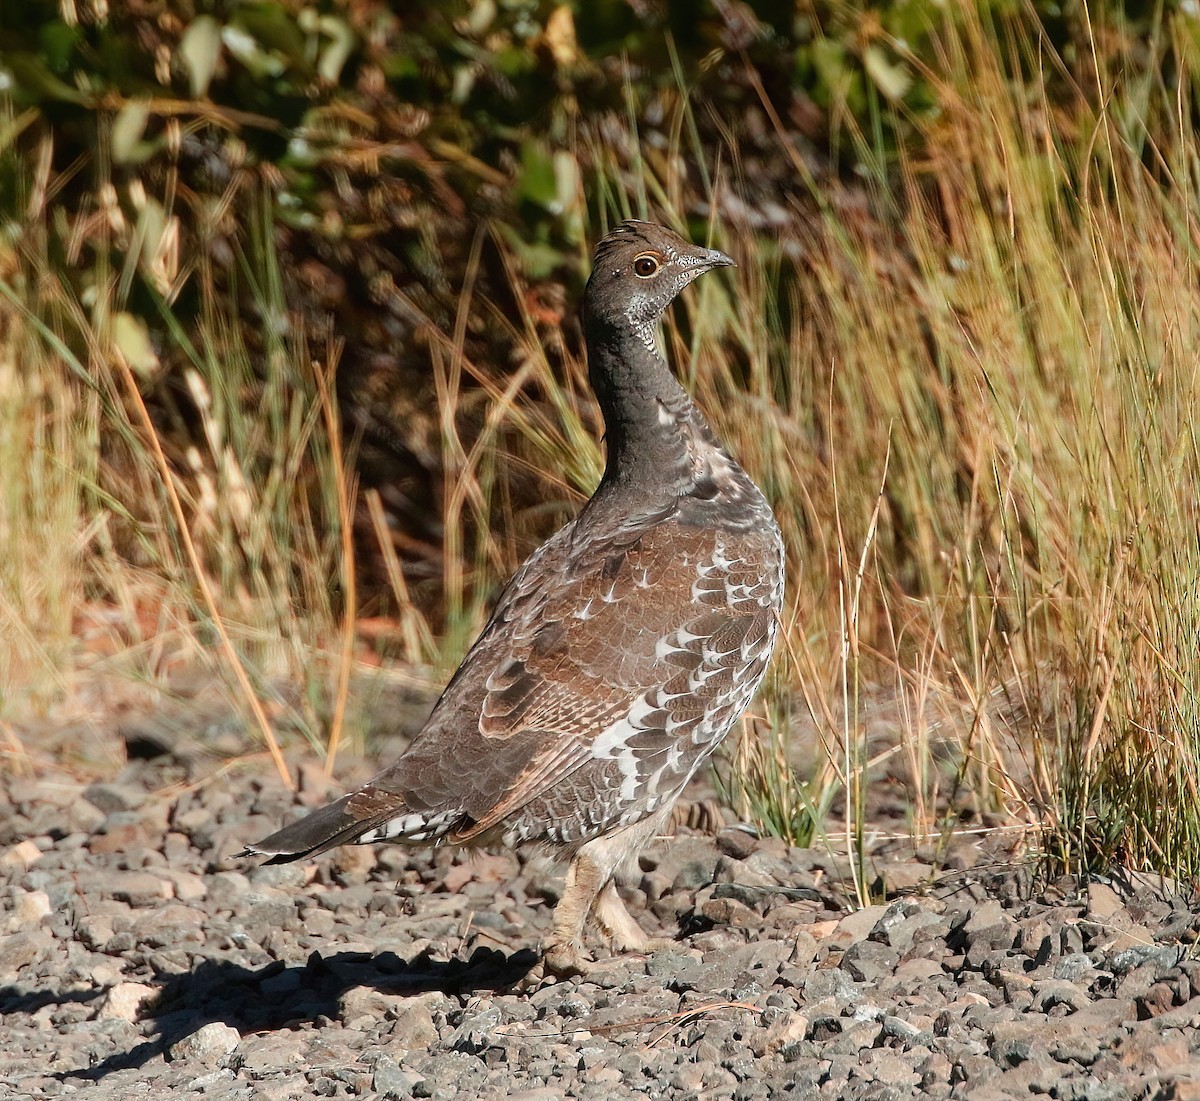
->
<box><xmin>245</xmin><ymin>220</ymin><xmax>785</xmax><ymax>978</ymax></box>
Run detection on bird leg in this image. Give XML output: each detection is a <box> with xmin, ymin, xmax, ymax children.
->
<box><xmin>542</xmin><ymin>849</ymin><xmax>604</xmax><ymax>978</ymax></box>
<box><xmin>541</xmin><ymin>805</ymin><xmax>674</xmax><ymax>978</ymax></box>
<box><xmin>592</xmin><ymin>879</ymin><xmax>649</xmax><ymax>951</ymax></box>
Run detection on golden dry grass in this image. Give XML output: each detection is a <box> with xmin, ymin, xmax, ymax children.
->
<box><xmin>4</xmin><ymin>6</ymin><xmax>1200</xmax><ymax>880</ymax></box>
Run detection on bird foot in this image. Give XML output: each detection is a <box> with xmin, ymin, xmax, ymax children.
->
<box><xmin>508</xmin><ymin>941</ymin><xmax>595</xmax><ymax>991</ymax></box>
<box><xmin>543</xmin><ymin>940</ymin><xmax>597</xmax><ymax>979</ymax></box>
<box><xmin>513</xmin><ymin>934</ymin><xmax>683</xmax><ymax>991</ymax></box>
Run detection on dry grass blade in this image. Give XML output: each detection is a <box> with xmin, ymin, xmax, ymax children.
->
<box><xmin>313</xmin><ymin>341</ymin><xmax>357</xmax><ymax>777</ymax></box>
<box><xmin>528</xmin><ymin>1000</ymin><xmax>762</xmax><ymax>1042</ymax></box>
<box><xmin>108</xmin><ymin>347</ymin><xmax>293</xmax><ymax>790</ymax></box>
<box><xmin>646</xmin><ymin>1001</ymin><xmax>762</xmax><ymax>1048</ymax></box>
<box><xmin>5</xmin><ymin>3</ymin><xmax>1200</xmax><ymax>886</ymax></box>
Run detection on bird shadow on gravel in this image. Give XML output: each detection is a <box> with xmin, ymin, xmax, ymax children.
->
<box><xmin>51</xmin><ymin>945</ymin><xmax>538</xmax><ymax>1083</ymax></box>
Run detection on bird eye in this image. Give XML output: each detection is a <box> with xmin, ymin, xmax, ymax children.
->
<box><xmin>632</xmin><ymin>255</ymin><xmax>660</xmax><ymax>278</ymax></box>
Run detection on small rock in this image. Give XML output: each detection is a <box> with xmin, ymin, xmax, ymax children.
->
<box><xmin>1088</xmin><ymin>883</ymin><xmax>1125</xmax><ymax>920</ymax></box>
<box><xmin>881</xmin><ymin>1014</ymin><xmax>927</xmax><ymax>1043</ymax></box>
<box><xmin>1053</xmin><ymin>952</ymin><xmax>1096</xmax><ymax>982</ymax></box>
<box><xmin>297</xmin><ymin>760</ymin><xmax>336</xmax><ymax>804</ymax></box>
<box><xmin>786</xmin><ymin>930</ymin><xmax>819</xmax><ymax>967</ymax></box>
<box><xmin>892</xmin><ymin>958</ymin><xmax>943</xmax><ymax>984</ymax></box>
<box><xmin>444</xmin><ymin>1005</ymin><xmax>501</xmax><ymax>1054</ymax></box>
<box><xmin>877</xmin><ymin>861</ymin><xmax>935</xmax><ymax>893</ymax></box>
<box><xmin>237</xmin><ymin>1032</ymin><xmax>305</xmax><ymax>1072</ymax></box>
<box><xmin>245</xmin><ymin>1075</ymin><xmax>310</xmax><ymax>1101</ymax></box>
<box><xmin>14</xmin><ymin>890</ymin><xmax>51</xmax><ymax>924</ymax></box>
<box><xmin>154</xmin><ymin>868</ymin><xmax>208</xmax><ymax>901</ymax></box>
<box><xmin>97</xmin><ymin>981</ymin><xmax>157</xmax><ymax>1022</ymax></box>
<box><xmin>0</xmin><ymin>840</ymin><xmax>43</xmax><ymax>868</ymax></box>
<box><xmin>716</xmin><ymin>828</ymin><xmax>759</xmax><ymax>860</ymax></box>
<box><xmin>391</xmin><ymin>1002</ymin><xmax>439</xmax><ymax>1048</ymax></box>
<box><xmin>830</xmin><ymin>904</ymin><xmax>890</xmax><ymax>946</ymax></box>
<box><xmin>1148</xmin><ymin>994</ymin><xmax>1200</xmax><ymax>1029</ymax></box>
<box><xmin>646</xmin><ymin>836</ymin><xmax>721</xmax><ymax>891</ymax></box>
<box><xmin>672</xmin><ymin>1063</ymin><xmax>709</xmax><ymax>1091</ymax></box>
<box><xmin>862</xmin><ymin>1050</ymin><xmax>920</xmax><ymax>1087</ymax></box>
<box><xmin>372</xmin><ymin>1055</ymin><xmax>425</xmax><ymax>1099</ymax></box>
<box><xmin>958</xmin><ymin>900</ymin><xmax>1008</xmax><ymax>934</ymax></box>
<box><xmin>1149</xmin><ymin>984</ymin><xmax>1190</xmax><ymax>1023</ymax></box>
<box><xmin>331</xmin><ymin>844</ymin><xmax>377</xmax><ymax>883</ymax></box>
<box><xmin>247</xmin><ymin>861</ymin><xmax>309</xmax><ymax>890</ymax></box>
<box><xmin>842</xmin><ymin>939</ymin><xmax>899</xmax><ymax>982</ymax></box>
<box><xmin>868</xmin><ymin>898</ymin><xmax>921</xmax><ymax>942</ymax></box>
<box><xmin>1033</xmin><ymin>979</ymin><xmax>1089</xmax><ymax>1013</ymax></box>
<box><xmin>107</xmin><ymin>870</ymin><xmax>173</xmax><ymax>906</ymax></box>
<box><xmin>1111</xmin><ymin>944</ymin><xmax>1182</xmax><ymax>972</ymax></box>
<box><xmin>826</xmin><ymin>1019</ymin><xmax>882</xmax><ymax>1054</ymax></box>
<box><xmin>0</xmin><ymin>930</ymin><xmax>51</xmax><ymax>973</ymax></box>
<box><xmin>1100</xmin><ymin>922</ymin><xmax>1158</xmax><ymax>953</ymax></box>
<box><xmin>407</xmin><ymin>1050</ymin><xmax>488</xmax><ymax>1098</ymax></box>
<box><xmin>699</xmin><ymin>895</ymin><xmax>760</xmax><ymax>928</ymax></box>
<box><xmin>763</xmin><ymin>1012</ymin><xmax>809</xmax><ymax>1053</ymax></box>
<box><xmin>135</xmin><ymin>903</ymin><xmax>206</xmax><ymax>948</ymax></box>
<box><xmin>168</xmin><ymin>1021</ymin><xmax>240</xmax><ymax>1062</ymax></box>
<box><xmin>181</xmin><ymin>1070</ymin><xmax>235</xmax><ymax>1095</ymax></box>
<box><xmin>241</xmin><ymin>890</ymin><xmax>296</xmax><ymax>928</ymax></box>
<box><xmin>206</xmin><ymin>871</ymin><xmax>251</xmax><ymax>908</ymax></box>
<box><xmin>1151</xmin><ymin>1076</ymin><xmax>1200</xmax><ymax>1101</ymax></box>
<box><xmin>75</xmin><ymin>915</ymin><xmax>115</xmax><ymax>951</ymax></box>
<box><xmin>802</xmin><ymin>968</ymin><xmax>858</xmax><ymax>1006</ymax></box>
<box><xmin>712</xmin><ymin>858</ymin><xmax>776</xmax><ymax>890</ymax></box>
<box><xmin>340</xmin><ymin>987</ymin><xmax>400</xmax><ymax>1027</ymax></box>
<box><xmin>84</xmin><ymin>782</ymin><xmax>146</xmax><ymax>813</ymax></box>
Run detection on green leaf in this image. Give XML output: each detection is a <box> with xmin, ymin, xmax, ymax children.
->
<box><xmin>113</xmin><ymin>312</ymin><xmax>160</xmax><ymax>377</ymax></box>
<box><xmin>112</xmin><ymin>99</ymin><xmax>151</xmax><ymax>164</ymax></box>
<box><xmin>0</xmin><ymin>53</ymin><xmax>87</xmax><ymax>105</ymax></box>
<box><xmin>236</xmin><ymin>5</ymin><xmax>309</xmax><ymax>69</ymax></box>
<box><xmin>316</xmin><ymin>15</ymin><xmax>355</xmax><ymax>85</ymax></box>
<box><xmin>862</xmin><ymin>44</ymin><xmax>912</xmax><ymax>102</ymax></box>
<box><xmin>517</xmin><ymin>140</ymin><xmax>557</xmax><ymax>211</ymax></box>
<box><xmin>179</xmin><ymin>16</ymin><xmax>223</xmax><ymax>98</ymax></box>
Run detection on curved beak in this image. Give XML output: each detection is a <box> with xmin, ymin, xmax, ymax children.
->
<box><xmin>702</xmin><ymin>246</ymin><xmax>735</xmax><ymax>269</ymax></box>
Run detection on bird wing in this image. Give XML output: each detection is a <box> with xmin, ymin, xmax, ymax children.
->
<box><xmin>371</xmin><ymin>512</ymin><xmax>781</xmax><ymax>839</ymax></box>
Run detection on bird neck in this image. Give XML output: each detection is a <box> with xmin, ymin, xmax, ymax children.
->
<box><xmin>585</xmin><ymin>315</ymin><xmax>705</xmax><ymax>494</ymax></box>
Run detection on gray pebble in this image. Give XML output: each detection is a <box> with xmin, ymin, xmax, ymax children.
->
<box><xmin>373</xmin><ymin>1055</ymin><xmax>426</xmax><ymax>1099</ymax></box>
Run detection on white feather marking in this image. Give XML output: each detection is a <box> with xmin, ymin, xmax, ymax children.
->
<box><xmin>358</xmin><ymin>809</ymin><xmax>457</xmax><ymax>845</ymax></box>
<box><xmin>654</xmin><ymin>635</ymin><xmax>679</xmax><ymax>660</ymax></box>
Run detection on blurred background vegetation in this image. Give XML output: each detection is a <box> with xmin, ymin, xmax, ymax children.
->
<box><xmin>4</xmin><ymin>0</ymin><xmax>1200</xmax><ymax>890</ymax></box>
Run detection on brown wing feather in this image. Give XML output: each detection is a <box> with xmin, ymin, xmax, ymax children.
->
<box><xmin>360</xmin><ymin>516</ymin><xmax>778</xmax><ymax>839</ymax></box>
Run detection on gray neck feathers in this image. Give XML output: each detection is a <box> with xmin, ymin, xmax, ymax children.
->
<box><xmin>584</xmin><ymin>314</ymin><xmax>699</xmax><ymax>494</ymax></box>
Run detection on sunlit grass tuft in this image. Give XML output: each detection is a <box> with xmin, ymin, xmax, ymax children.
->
<box><xmin>5</xmin><ymin>5</ymin><xmax>1200</xmax><ymax>884</ymax></box>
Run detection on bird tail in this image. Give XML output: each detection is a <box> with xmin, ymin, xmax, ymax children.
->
<box><xmin>241</xmin><ymin>790</ymin><xmax>405</xmax><ymax>865</ymax></box>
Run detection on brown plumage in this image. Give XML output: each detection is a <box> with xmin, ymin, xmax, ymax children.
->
<box><xmin>244</xmin><ymin>220</ymin><xmax>785</xmax><ymax>978</ymax></box>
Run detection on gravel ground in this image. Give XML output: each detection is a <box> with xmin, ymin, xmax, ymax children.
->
<box><xmin>5</xmin><ymin>734</ymin><xmax>1200</xmax><ymax>1101</ymax></box>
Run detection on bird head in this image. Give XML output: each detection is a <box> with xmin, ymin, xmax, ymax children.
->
<box><xmin>583</xmin><ymin>220</ymin><xmax>734</xmax><ymax>339</ymax></box>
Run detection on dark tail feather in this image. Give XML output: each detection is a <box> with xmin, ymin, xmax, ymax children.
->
<box><xmin>241</xmin><ymin>792</ymin><xmax>400</xmax><ymax>865</ymax></box>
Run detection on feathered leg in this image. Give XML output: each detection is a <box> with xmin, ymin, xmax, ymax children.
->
<box><xmin>541</xmin><ymin>805</ymin><xmax>674</xmax><ymax>977</ymax></box>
